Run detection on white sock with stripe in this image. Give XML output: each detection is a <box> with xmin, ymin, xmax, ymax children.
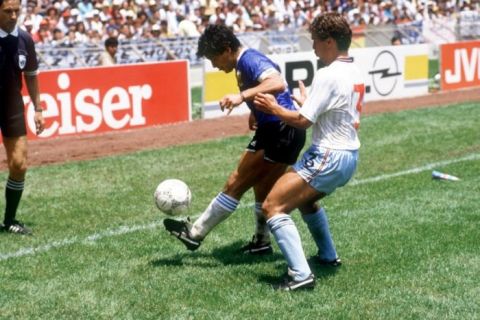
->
<box><xmin>190</xmin><ymin>192</ymin><xmax>239</xmax><ymax>240</ymax></box>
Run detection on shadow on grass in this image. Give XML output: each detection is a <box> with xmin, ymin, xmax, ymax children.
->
<box><xmin>149</xmin><ymin>240</ymin><xmax>283</xmax><ymax>268</ymax></box>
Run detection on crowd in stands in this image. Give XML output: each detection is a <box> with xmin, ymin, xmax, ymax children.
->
<box><xmin>18</xmin><ymin>0</ymin><xmax>478</xmax><ymax>46</ymax></box>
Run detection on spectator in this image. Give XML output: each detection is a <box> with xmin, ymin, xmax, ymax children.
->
<box><xmin>177</xmin><ymin>15</ymin><xmax>200</xmax><ymax>37</ymax></box>
<box><xmin>77</xmin><ymin>0</ymin><xmax>94</xmax><ymax>19</ymax></box>
<box><xmin>99</xmin><ymin>1</ymin><xmax>113</xmax><ymax>23</ymax></box>
<box><xmin>20</xmin><ymin>1</ymin><xmax>42</xmax><ymax>32</ymax></box>
<box><xmin>51</xmin><ymin>27</ymin><xmax>65</xmax><ymax>46</ymax></box>
<box><xmin>98</xmin><ymin>36</ymin><xmax>118</xmax><ymax>66</ymax></box>
<box><xmin>391</xmin><ymin>35</ymin><xmax>402</xmax><ymax>45</ymax></box>
<box><xmin>118</xmin><ymin>23</ymin><xmax>134</xmax><ymax>40</ymax></box>
<box><xmin>87</xmin><ymin>29</ymin><xmax>102</xmax><ymax>44</ymax></box>
<box><xmin>200</xmin><ymin>0</ymin><xmax>218</xmax><ymax>17</ymax></box>
<box><xmin>89</xmin><ymin>9</ymin><xmax>104</xmax><ymax>34</ymax></box>
<box><xmin>292</xmin><ymin>5</ymin><xmax>307</xmax><ymax>28</ymax></box>
<box><xmin>208</xmin><ymin>5</ymin><xmax>223</xmax><ymax>25</ymax></box>
<box><xmin>18</xmin><ymin>0</ymin><xmax>467</xmax><ymax>69</ymax></box>
<box><xmin>64</xmin><ymin>29</ymin><xmax>78</xmax><ymax>46</ymax></box>
<box><xmin>250</xmin><ymin>11</ymin><xmax>265</xmax><ymax>30</ymax></box>
<box><xmin>21</xmin><ymin>19</ymin><xmax>34</xmax><ymax>34</ymax></box>
<box><xmin>146</xmin><ymin>0</ymin><xmax>158</xmax><ymax>19</ymax></box>
<box><xmin>74</xmin><ymin>21</ymin><xmax>88</xmax><ymax>43</ymax></box>
<box><xmin>150</xmin><ymin>23</ymin><xmax>162</xmax><ymax>38</ymax></box>
<box><xmin>45</xmin><ymin>6</ymin><xmax>59</xmax><ymax>27</ymax></box>
<box><xmin>264</xmin><ymin>4</ymin><xmax>280</xmax><ymax>30</ymax></box>
<box><xmin>158</xmin><ymin>20</ymin><xmax>173</xmax><ymax>37</ymax></box>
<box><xmin>32</xmin><ymin>19</ymin><xmax>51</xmax><ymax>43</ymax></box>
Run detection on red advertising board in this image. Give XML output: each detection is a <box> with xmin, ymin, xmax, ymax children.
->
<box><xmin>441</xmin><ymin>40</ymin><xmax>480</xmax><ymax>91</ymax></box>
<box><xmin>20</xmin><ymin>61</ymin><xmax>190</xmax><ymax>140</ymax></box>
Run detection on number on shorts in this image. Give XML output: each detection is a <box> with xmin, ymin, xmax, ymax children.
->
<box><xmin>305</xmin><ymin>152</ymin><xmax>316</xmax><ymax>168</ymax></box>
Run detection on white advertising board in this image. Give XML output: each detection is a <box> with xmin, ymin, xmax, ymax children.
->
<box><xmin>202</xmin><ymin>44</ymin><xmax>430</xmax><ymax>118</ymax></box>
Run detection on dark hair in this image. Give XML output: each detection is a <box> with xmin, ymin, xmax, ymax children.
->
<box><xmin>309</xmin><ymin>13</ymin><xmax>352</xmax><ymax>51</ymax></box>
<box><xmin>391</xmin><ymin>35</ymin><xmax>401</xmax><ymax>44</ymax></box>
<box><xmin>196</xmin><ymin>24</ymin><xmax>241</xmax><ymax>59</ymax></box>
<box><xmin>104</xmin><ymin>36</ymin><xmax>118</xmax><ymax>48</ymax></box>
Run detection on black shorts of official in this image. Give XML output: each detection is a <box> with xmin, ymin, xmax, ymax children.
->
<box><xmin>246</xmin><ymin>121</ymin><xmax>306</xmax><ymax>165</ymax></box>
<box><xmin>0</xmin><ymin>100</ymin><xmax>27</xmax><ymax>138</ymax></box>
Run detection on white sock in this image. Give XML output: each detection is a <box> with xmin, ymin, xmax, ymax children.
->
<box><xmin>267</xmin><ymin>213</ymin><xmax>311</xmax><ymax>281</ymax></box>
<box><xmin>190</xmin><ymin>192</ymin><xmax>238</xmax><ymax>240</ymax></box>
<box><xmin>254</xmin><ymin>202</ymin><xmax>270</xmax><ymax>243</ymax></box>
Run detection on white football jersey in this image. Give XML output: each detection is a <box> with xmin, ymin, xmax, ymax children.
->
<box><xmin>300</xmin><ymin>57</ymin><xmax>365</xmax><ymax>150</ymax></box>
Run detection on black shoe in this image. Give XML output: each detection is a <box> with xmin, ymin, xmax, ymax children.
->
<box><xmin>316</xmin><ymin>257</ymin><xmax>342</xmax><ymax>267</ymax></box>
<box><xmin>163</xmin><ymin>218</ymin><xmax>201</xmax><ymax>251</ymax></box>
<box><xmin>240</xmin><ymin>236</ymin><xmax>273</xmax><ymax>255</ymax></box>
<box><xmin>274</xmin><ymin>273</ymin><xmax>315</xmax><ymax>291</ymax></box>
<box><xmin>1</xmin><ymin>220</ymin><xmax>32</xmax><ymax>235</ymax></box>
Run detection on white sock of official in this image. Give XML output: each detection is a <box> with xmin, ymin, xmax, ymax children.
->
<box><xmin>302</xmin><ymin>207</ymin><xmax>338</xmax><ymax>261</ymax></box>
<box><xmin>254</xmin><ymin>202</ymin><xmax>270</xmax><ymax>244</ymax></box>
<box><xmin>190</xmin><ymin>192</ymin><xmax>238</xmax><ymax>240</ymax></box>
<box><xmin>267</xmin><ymin>213</ymin><xmax>311</xmax><ymax>281</ymax></box>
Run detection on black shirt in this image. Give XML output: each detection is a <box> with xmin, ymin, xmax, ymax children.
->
<box><xmin>0</xmin><ymin>26</ymin><xmax>38</xmax><ymax>110</ymax></box>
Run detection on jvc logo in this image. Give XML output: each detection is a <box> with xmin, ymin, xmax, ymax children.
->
<box><xmin>445</xmin><ymin>48</ymin><xmax>480</xmax><ymax>83</ymax></box>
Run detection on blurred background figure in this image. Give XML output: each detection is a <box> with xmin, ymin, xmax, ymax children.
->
<box><xmin>98</xmin><ymin>36</ymin><xmax>118</xmax><ymax>66</ymax></box>
<box><xmin>391</xmin><ymin>35</ymin><xmax>402</xmax><ymax>45</ymax></box>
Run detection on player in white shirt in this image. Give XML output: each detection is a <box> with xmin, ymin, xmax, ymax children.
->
<box><xmin>254</xmin><ymin>12</ymin><xmax>365</xmax><ymax>291</ymax></box>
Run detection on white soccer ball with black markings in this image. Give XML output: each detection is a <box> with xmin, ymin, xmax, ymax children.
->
<box><xmin>154</xmin><ymin>179</ymin><xmax>192</xmax><ymax>216</ymax></box>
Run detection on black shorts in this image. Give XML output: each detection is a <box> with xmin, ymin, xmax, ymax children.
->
<box><xmin>0</xmin><ymin>98</ymin><xmax>27</xmax><ymax>138</ymax></box>
<box><xmin>246</xmin><ymin>121</ymin><xmax>306</xmax><ymax>165</ymax></box>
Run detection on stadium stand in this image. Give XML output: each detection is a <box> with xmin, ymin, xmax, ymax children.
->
<box><xmin>21</xmin><ymin>0</ymin><xmax>480</xmax><ymax>69</ymax></box>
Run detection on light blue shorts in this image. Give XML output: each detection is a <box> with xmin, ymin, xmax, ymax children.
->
<box><xmin>293</xmin><ymin>145</ymin><xmax>359</xmax><ymax>195</ymax></box>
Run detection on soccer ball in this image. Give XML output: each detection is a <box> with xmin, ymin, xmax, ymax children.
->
<box><xmin>154</xmin><ymin>179</ymin><xmax>191</xmax><ymax>216</ymax></box>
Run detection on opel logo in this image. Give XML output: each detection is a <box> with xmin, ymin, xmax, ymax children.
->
<box><xmin>369</xmin><ymin>50</ymin><xmax>402</xmax><ymax>96</ymax></box>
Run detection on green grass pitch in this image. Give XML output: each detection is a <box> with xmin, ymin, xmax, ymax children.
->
<box><xmin>0</xmin><ymin>102</ymin><xmax>479</xmax><ymax>319</ymax></box>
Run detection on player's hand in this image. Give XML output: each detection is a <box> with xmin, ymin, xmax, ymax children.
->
<box><xmin>34</xmin><ymin>111</ymin><xmax>45</xmax><ymax>135</ymax></box>
<box><xmin>248</xmin><ymin>112</ymin><xmax>257</xmax><ymax>130</ymax></box>
<box><xmin>253</xmin><ymin>93</ymin><xmax>277</xmax><ymax>114</ymax></box>
<box><xmin>220</xmin><ymin>93</ymin><xmax>243</xmax><ymax>115</ymax></box>
<box><xmin>291</xmin><ymin>80</ymin><xmax>307</xmax><ymax>108</ymax></box>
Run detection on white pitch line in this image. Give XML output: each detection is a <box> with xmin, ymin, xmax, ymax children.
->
<box><xmin>0</xmin><ymin>222</ymin><xmax>164</xmax><ymax>262</ymax></box>
<box><xmin>350</xmin><ymin>153</ymin><xmax>480</xmax><ymax>186</ymax></box>
<box><xmin>1</xmin><ymin>153</ymin><xmax>478</xmax><ymax>262</ymax></box>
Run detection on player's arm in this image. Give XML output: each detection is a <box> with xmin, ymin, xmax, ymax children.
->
<box><xmin>240</xmin><ymin>71</ymin><xmax>285</xmax><ymax>102</ymax></box>
<box><xmin>24</xmin><ymin>74</ymin><xmax>45</xmax><ymax>135</ymax></box>
<box><xmin>220</xmin><ymin>69</ymin><xmax>284</xmax><ymax>113</ymax></box>
<box><xmin>254</xmin><ymin>92</ymin><xmax>313</xmax><ymax>129</ymax></box>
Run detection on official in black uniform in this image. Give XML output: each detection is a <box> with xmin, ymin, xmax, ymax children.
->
<box><xmin>0</xmin><ymin>0</ymin><xmax>44</xmax><ymax>234</ymax></box>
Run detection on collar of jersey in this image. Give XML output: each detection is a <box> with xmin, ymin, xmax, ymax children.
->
<box><xmin>0</xmin><ymin>26</ymin><xmax>19</xmax><ymax>38</ymax></box>
<box><xmin>336</xmin><ymin>56</ymin><xmax>353</xmax><ymax>63</ymax></box>
<box><xmin>236</xmin><ymin>47</ymin><xmax>247</xmax><ymax>64</ymax></box>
